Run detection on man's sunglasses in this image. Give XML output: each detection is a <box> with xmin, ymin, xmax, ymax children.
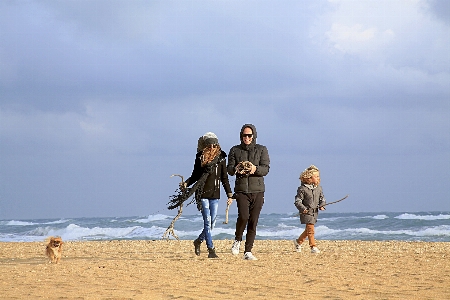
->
<box><xmin>242</xmin><ymin>134</ymin><xmax>253</xmax><ymax>138</ymax></box>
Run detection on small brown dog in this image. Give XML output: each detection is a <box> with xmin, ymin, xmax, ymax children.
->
<box><xmin>45</xmin><ymin>236</ymin><xmax>63</xmax><ymax>263</ymax></box>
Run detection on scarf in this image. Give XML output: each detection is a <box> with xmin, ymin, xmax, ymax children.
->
<box><xmin>167</xmin><ymin>154</ymin><xmax>221</xmax><ymax>211</ymax></box>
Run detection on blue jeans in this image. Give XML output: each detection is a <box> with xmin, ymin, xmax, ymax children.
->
<box><xmin>197</xmin><ymin>199</ymin><xmax>219</xmax><ymax>249</ymax></box>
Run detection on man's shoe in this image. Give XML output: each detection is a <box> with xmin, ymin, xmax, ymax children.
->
<box><xmin>311</xmin><ymin>246</ymin><xmax>321</xmax><ymax>254</ymax></box>
<box><xmin>193</xmin><ymin>239</ymin><xmax>201</xmax><ymax>256</ymax></box>
<box><xmin>231</xmin><ymin>240</ymin><xmax>241</xmax><ymax>255</ymax></box>
<box><xmin>243</xmin><ymin>252</ymin><xmax>257</xmax><ymax>260</ymax></box>
<box><xmin>293</xmin><ymin>239</ymin><xmax>301</xmax><ymax>252</ymax></box>
<box><xmin>208</xmin><ymin>247</ymin><xmax>219</xmax><ymax>258</ymax></box>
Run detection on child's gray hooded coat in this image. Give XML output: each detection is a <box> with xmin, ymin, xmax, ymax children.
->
<box><xmin>294</xmin><ymin>184</ymin><xmax>326</xmax><ymax>224</ymax></box>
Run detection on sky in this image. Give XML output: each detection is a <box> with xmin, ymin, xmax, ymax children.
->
<box><xmin>1</xmin><ymin>0</ymin><xmax>449</xmax><ymax>220</ymax></box>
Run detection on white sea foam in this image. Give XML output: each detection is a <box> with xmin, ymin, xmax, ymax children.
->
<box><xmin>26</xmin><ymin>224</ymin><xmax>161</xmax><ymax>241</ymax></box>
<box><xmin>256</xmin><ymin>227</ymin><xmax>299</xmax><ymax>238</ymax></box>
<box><xmin>372</xmin><ymin>215</ymin><xmax>389</xmax><ymax>220</ymax></box>
<box><xmin>134</xmin><ymin>214</ymin><xmax>172</xmax><ymax>223</ymax></box>
<box><xmin>395</xmin><ymin>213</ymin><xmax>450</xmax><ymax>220</ymax></box>
<box><xmin>279</xmin><ymin>216</ymin><xmax>299</xmax><ymax>221</ymax></box>
<box><xmin>315</xmin><ymin>225</ymin><xmax>450</xmax><ymax>238</ymax></box>
<box><xmin>320</xmin><ymin>214</ymin><xmax>389</xmax><ymax>222</ymax></box>
<box><xmin>42</xmin><ymin>219</ymin><xmax>69</xmax><ymax>225</ymax></box>
<box><xmin>414</xmin><ymin>225</ymin><xmax>450</xmax><ymax>237</ymax></box>
<box><xmin>4</xmin><ymin>220</ymin><xmax>36</xmax><ymax>226</ymax></box>
<box><xmin>1</xmin><ymin>219</ymin><xmax>69</xmax><ymax>226</ymax></box>
<box><xmin>319</xmin><ymin>216</ymin><xmax>347</xmax><ymax>222</ymax></box>
<box><xmin>1</xmin><ymin>212</ymin><xmax>449</xmax><ymax>242</ymax></box>
<box><xmin>0</xmin><ymin>234</ymin><xmax>44</xmax><ymax>242</ymax></box>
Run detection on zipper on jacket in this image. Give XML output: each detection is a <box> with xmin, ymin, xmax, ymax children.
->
<box><xmin>215</xmin><ymin>165</ymin><xmax>219</xmax><ymax>191</ymax></box>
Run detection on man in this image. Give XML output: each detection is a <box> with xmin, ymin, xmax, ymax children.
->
<box><xmin>227</xmin><ymin>124</ymin><xmax>270</xmax><ymax>260</ymax></box>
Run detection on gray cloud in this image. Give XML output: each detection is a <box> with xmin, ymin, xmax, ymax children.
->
<box><xmin>1</xmin><ymin>1</ymin><xmax>449</xmax><ymax>219</ymax></box>
<box><xmin>426</xmin><ymin>0</ymin><xmax>450</xmax><ymax>24</ymax></box>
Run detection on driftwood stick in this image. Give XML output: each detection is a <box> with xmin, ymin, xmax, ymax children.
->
<box><xmin>319</xmin><ymin>195</ymin><xmax>349</xmax><ymax>208</ymax></box>
<box><xmin>162</xmin><ymin>204</ymin><xmax>182</xmax><ymax>240</ymax></box>
<box><xmin>222</xmin><ymin>203</ymin><xmax>230</xmax><ymax>224</ymax></box>
<box><xmin>296</xmin><ymin>195</ymin><xmax>349</xmax><ymax>217</ymax></box>
<box><xmin>162</xmin><ymin>174</ymin><xmax>185</xmax><ymax>240</ymax></box>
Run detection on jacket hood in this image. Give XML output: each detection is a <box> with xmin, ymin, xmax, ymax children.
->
<box><xmin>240</xmin><ymin>124</ymin><xmax>257</xmax><ymax>150</ymax></box>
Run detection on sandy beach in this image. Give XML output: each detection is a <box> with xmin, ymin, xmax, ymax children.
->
<box><xmin>0</xmin><ymin>239</ymin><xmax>449</xmax><ymax>299</ymax></box>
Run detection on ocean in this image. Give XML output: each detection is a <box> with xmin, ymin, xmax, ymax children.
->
<box><xmin>1</xmin><ymin>212</ymin><xmax>449</xmax><ymax>243</ymax></box>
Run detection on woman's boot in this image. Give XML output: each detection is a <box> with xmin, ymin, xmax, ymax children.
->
<box><xmin>208</xmin><ymin>247</ymin><xmax>218</xmax><ymax>258</ymax></box>
<box><xmin>193</xmin><ymin>239</ymin><xmax>201</xmax><ymax>256</ymax></box>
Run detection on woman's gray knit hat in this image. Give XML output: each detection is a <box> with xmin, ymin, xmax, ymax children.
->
<box><xmin>197</xmin><ymin>132</ymin><xmax>219</xmax><ymax>152</ymax></box>
<box><xmin>203</xmin><ymin>132</ymin><xmax>219</xmax><ymax>145</ymax></box>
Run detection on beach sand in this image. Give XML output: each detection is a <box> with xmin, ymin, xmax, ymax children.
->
<box><xmin>0</xmin><ymin>240</ymin><xmax>449</xmax><ymax>299</ymax></box>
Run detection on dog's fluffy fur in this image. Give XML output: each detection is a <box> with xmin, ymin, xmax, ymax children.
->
<box><xmin>45</xmin><ymin>236</ymin><xmax>63</xmax><ymax>263</ymax></box>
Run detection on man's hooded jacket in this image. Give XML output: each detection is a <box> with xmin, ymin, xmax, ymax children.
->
<box><xmin>227</xmin><ymin>124</ymin><xmax>270</xmax><ymax>193</ymax></box>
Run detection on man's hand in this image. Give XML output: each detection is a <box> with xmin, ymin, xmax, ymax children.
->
<box><xmin>236</xmin><ymin>161</ymin><xmax>253</xmax><ymax>175</ymax></box>
<box><xmin>249</xmin><ymin>162</ymin><xmax>257</xmax><ymax>174</ymax></box>
<box><xmin>227</xmin><ymin>198</ymin><xmax>233</xmax><ymax>205</ymax></box>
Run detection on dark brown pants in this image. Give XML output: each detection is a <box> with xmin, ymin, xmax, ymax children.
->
<box><xmin>234</xmin><ymin>192</ymin><xmax>264</xmax><ymax>253</ymax></box>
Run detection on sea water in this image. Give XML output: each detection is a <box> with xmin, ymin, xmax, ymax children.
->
<box><xmin>1</xmin><ymin>212</ymin><xmax>449</xmax><ymax>242</ymax></box>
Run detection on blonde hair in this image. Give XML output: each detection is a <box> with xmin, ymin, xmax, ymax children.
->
<box><xmin>300</xmin><ymin>165</ymin><xmax>320</xmax><ymax>183</ymax></box>
<box><xmin>201</xmin><ymin>144</ymin><xmax>221</xmax><ymax>166</ymax></box>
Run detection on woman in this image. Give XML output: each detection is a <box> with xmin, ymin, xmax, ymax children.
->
<box><xmin>183</xmin><ymin>132</ymin><xmax>233</xmax><ymax>258</ymax></box>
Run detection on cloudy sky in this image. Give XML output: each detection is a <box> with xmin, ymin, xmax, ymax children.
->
<box><xmin>1</xmin><ymin>0</ymin><xmax>449</xmax><ymax>220</ymax></box>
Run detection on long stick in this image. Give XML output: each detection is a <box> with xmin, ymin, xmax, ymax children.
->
<box><xmin>162</xmin><ymin>174</ymin><xmax>185</xmax><ymax>240</ymax></box>
<box><xmin>223</xmin><ymin>203</ymin><xmax>230</xmax><ymax>224</ymax></box>
<box><xmin>162</xmin><ymin>204</ymin><xmax>182</xmax><ymax>240</ymax></box>
<box><xmin>319</xmin><ymin>195</ymin><xmax>349</xmax><ymax>208</ymax></box>
<box><xmin>297</xmin><ymin>195</ymin><xmax>349</xmax><ymax>216</ymax></box>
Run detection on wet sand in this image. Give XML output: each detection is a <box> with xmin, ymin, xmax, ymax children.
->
<box><xmin>1</xmin><ymin>240</ymin><xmax>449</xmax><ymax>299</ymax></box>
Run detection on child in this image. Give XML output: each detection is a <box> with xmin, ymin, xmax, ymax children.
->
<box><xmin>294</xmin><ymin>165</ymin><xmax>326</xmax><ymax>253</ymax></box>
